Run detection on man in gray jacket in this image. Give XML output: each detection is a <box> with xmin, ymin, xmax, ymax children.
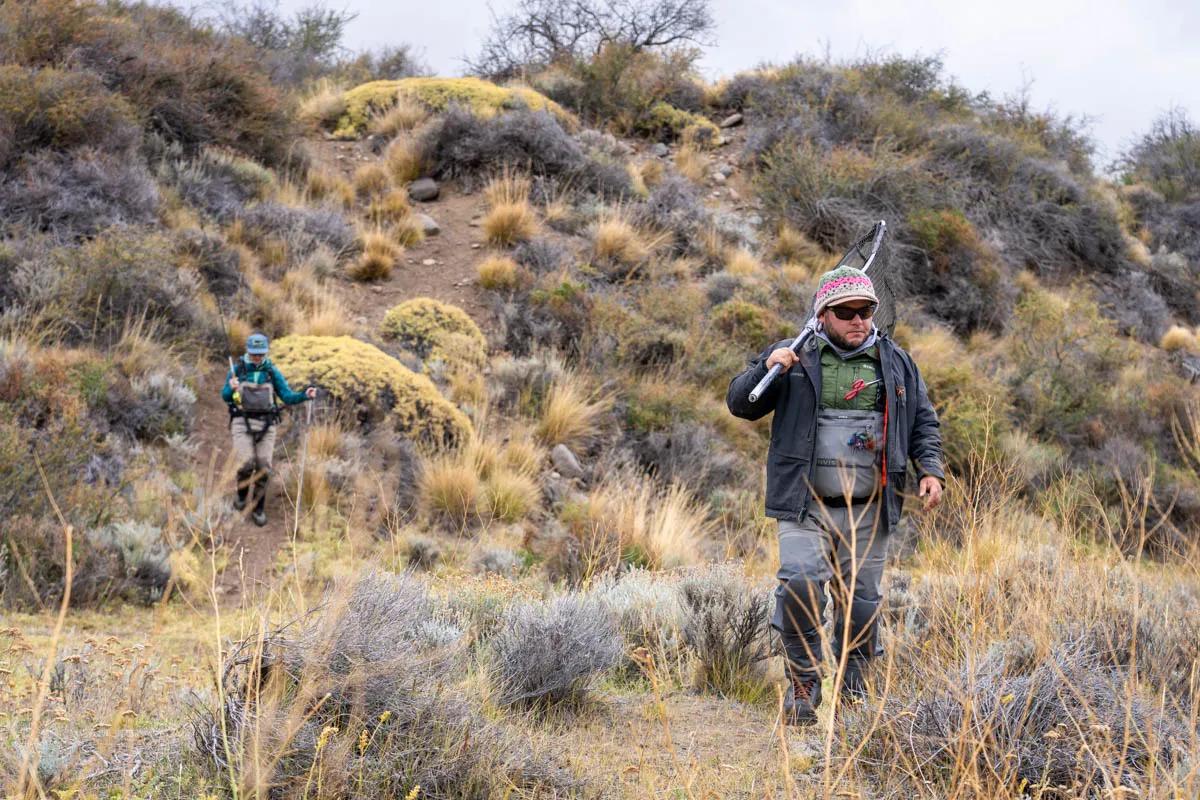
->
<box><xmin>726</xmin><ymin>265</ymin><xmax>944</xmax><ymax>726</ymax></box>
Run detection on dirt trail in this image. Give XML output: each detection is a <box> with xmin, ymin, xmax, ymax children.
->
<box><xmin>203</xmin><ymin>138</ymin><xmax>492</xmax><ymax>601</ymax></box>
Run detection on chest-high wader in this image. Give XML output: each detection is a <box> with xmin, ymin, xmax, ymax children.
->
<box><xmin>810</xmin><ymin>347</ymin><xmax>885</xmax><ymax>501</ymax></box>
<box><xmin>230</xmin><ymin>362</ymin><xmax>281</xmax><ymax>444</ymax></box>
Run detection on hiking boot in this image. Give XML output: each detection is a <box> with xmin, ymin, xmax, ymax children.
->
<box><xmin>252</xmin><ymin>509</ymin><xmax>268</xmax><ymax>526</ymax></box>
<box><xmin>783</xmin><ymin>675</ymin><xmax>822</xmax><ymax>727</ymax></box>
<box><xmin>233</xmin><ymin>493</ymin><xmax>247</xmax><ymax>512</ymax></box>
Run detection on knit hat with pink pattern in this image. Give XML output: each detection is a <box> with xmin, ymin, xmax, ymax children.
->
<box><xmin>813</xmin><ymin>266</ymin><xmax>878</xmax><ymax>314</ymax></box>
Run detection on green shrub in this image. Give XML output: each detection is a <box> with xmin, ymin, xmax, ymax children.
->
<box><xmin>906</xmin><ymin>208</ymin><xmax>1014</xmax><ymax>333</ymax></box>
<box><xmin>711</xmin><ymin>299</ymin><xmax>788</xmax><ymax>352</ymax></box>
<box><xmin>0</xmin><ymin>65</ymin><xmax>138</xmax><ymax>162</ymax></box>
<box><xmin>637</xmin><ymin>101</ymin><xmax>718</xmax><ymax>145</ymax></box>
<box><xmin>12</xmin><ymin>230</ymin><xmax>209</xmax><ymax>349</ymax></box>
<box><xmin>1007</xmin><ymin>284</ymin><xmax>1132</xmax><ymax>443</ymax></box>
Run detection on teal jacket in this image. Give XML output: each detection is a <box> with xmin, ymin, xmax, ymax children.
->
<box><xmin>221</xmin><ymin>356</ymin><xmax>308</xmax><ymax>406</ymax></box>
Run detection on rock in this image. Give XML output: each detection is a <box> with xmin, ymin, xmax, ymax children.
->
<box><xmin>718</xmin><ymin>163</ymin><xmax>735</xmax><ymax>178</ymax></box>
<box><xmin>470</xmin><ymin>243</ymin><xmax>481</xmax><ymax>249</ymax></box>
<box><xmin>421</xmin><ymin>258</ymin><xmax>437</xmax><ymax>266</ymax></box>
<box><xmin>416</xmin><ymin>213</ymin><xmax>440</xmax><ymax>236</ymax></box>
<box><xmin>747</xmin><ymin>213</ymin><xmax>763</xmax><ymax>228</ymax></box>
<box><xmin>719</xmin><ymin>113</ymin><xmax>744</xmax><ymax>129</ymax></box>
<box><xmin>550</xmin><ymin>444</ymin><xmax>584</xmax><ymax>479</ymax></box>
<box><xmin>407</xmin><ymin>178</ymin><xmax>440</xmax><ymax>202</ymax></box>
<box><xmin>652</xmin><ymin>142</ymin><xmax>670</xmax><ymax>158</ymax></box>
<box><xmin>711</xmin><ymin>172</ymin><xmax>727</xmax><ymax>185</ymax></box>
<box><xmin>727</xmin><ymin>188</ymin><xmax>740</xmax><ymax>201</ymax></box>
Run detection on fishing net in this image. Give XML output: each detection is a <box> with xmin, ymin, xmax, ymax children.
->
<box><xmin>831</xmin><ymin>220</ymin><xmax>896</xmax><ymax>335</ymax></box>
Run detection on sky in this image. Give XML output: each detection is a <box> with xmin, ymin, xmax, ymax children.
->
<box><xmin>222</xmin><ymin>0</ymin><xmax>1200</xmax><ymax>166</ymax></box>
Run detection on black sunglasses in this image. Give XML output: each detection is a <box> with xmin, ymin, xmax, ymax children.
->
<box><xmin>828</xmin><ymin>304</ymin><xmax>877</xmax><ymax>321</ymax></box>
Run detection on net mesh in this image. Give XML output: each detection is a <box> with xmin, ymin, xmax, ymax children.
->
<box><xmin>833</xmin><ymin>220</ymin><xmax>896</xmax><ymax>335</ymax></box>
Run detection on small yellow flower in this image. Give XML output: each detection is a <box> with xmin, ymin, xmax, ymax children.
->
<box><xmin>358</xmin><ymin>729</ymin><xmax>369</xmax><ymax>754</ymax></box>
<box><xmin>403</xmin><ymin>786</ymin><xmax>421</xmax><ymax>800</ymax></box>
<box><xmin>316</xmin><ymin>725</ymin><xmax>339</xmax><ymax>749</ymax></box>
<box><xmin>379</xmin><ymin>710</ymin><xmax>392</xmax><ymax>724</ymax></box>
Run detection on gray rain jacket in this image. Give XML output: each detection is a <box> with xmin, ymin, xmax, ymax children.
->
<box><xmin>726</xmin><ymin>333</ymin><xmax>944</xmax><ymax>530</ymax></box>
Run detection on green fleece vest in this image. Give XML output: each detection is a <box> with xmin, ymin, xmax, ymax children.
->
<box><xmin>818</xmin><ymin>343</ymin><xmax>882</xmax><ymax>411</ymax></box>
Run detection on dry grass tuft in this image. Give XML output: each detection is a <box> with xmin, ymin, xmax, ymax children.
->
<box><xmin>724</xmin><ymin>247</ymin><xmax>763</xmax><ymax>278</ymax></box>
<box><xmin>393</xmin><ymin>214</ymin><xmax>425</xmax><ymax>247</ymax></box>
<box><xmin>483</xmin><ymin>171</ymin><xmax>532</xmax><ymax>208</ymax></box>
<box><xmin>348</xmin><ymin>230</ymin><xmax>400</xmax><ymax>281</ymax></box>
<box><xmin>298</xmin><ymin>79</ymin><xmax>347</xmax><ymax>128</ymax></box>
<box><xmin>306</xmin><ymin>169</ymin><xmax>356</xmax><ymax>209</ymax></box>
<box><xmin>772</xmin><ymin>224</ymin><xmax>825</xmax><ymax>265</ymax></box>
<box><xmin>293</xmin><ymin>291</ymin><xmax>354</xmax><ymax>336</ymax></box>
<box><xmin>419</xmin><ymin>454</ymin><xmax>481</xmax><ymax>530</ymax></box>
<box><xmin>674</xmin><ymin>144</ymin><xmax>710</xmax><ymax>183</ymax></box>
<box><xmin>639</xmin><ymin>158</ymin><xmax>665</xmax><ymax>189</ymax></box>
<box><xmin>369</xmin><ymin>96</ymin><xmax>429</xmax><ymax>137</ymax></box>
<box><xmin>483</xmin><ymin>202</ymin><xmax>538</xmax><ymax>246</ymax></box>
<box><xmin>386</xmin><ymin>136</ymin><xmax>427</xmax><ymax>184</ymax></box>
<box><xmin>477</xmin><ymin>255</ymin><xmax>520</xmax><ymax>290</ymax></box>
<box><xmin>591</xmin><ymin>211</ymin><xmax>651</xmax><ymax>266</ymax></box>
<box><xmin>481</xmin><ymin>172</ymin><xmax>538</xmax><ymax>246</ymax></box>
<box><xmin>483</xmin><ymin>468</ymin><xmax>540</xmax><ymax>523</ymax></box>
<box><xmin>353</xmin><ymin>163</ymin><xmax>392</xmax><ymax>200</ymax></box>
<box><xmin>535</xmin><ymin>380</ymin><xmax>612</xmax><ymax>447</ymax></box>
<box><xmin>1160</xmin><ymin>324</ymin><xmax>1199</xmax><ymax>352</ymax></box>
<box><xmin>366</xmin><ymin>189</ymin><xmax>412</xmax><ymax>225</ymax></box>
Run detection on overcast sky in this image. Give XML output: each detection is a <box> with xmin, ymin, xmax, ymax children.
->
<box><xmin>235</xmin><ymin>0</ymin><xmax>1199</xmax><ymax>166</ymax></box>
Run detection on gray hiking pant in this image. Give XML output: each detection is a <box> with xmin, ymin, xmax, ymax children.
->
<box><xmin>772</xmin><ymin>501</ymin><xmax>888</xmax><ymax>679</ymax></box>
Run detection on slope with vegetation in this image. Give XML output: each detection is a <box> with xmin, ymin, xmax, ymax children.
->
<box><xmin>3</xmin><ymin>0</ymin><xmax>1200</xmax><ymax>797</ymax></box>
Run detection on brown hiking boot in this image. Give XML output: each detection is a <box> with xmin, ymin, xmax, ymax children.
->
<box><xmin>783</xmin><ymin>674</ymin><xmax>821</xmax><ymax>727</ymax></box>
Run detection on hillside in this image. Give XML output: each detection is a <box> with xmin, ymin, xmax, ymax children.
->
<box><xmin>2</xmin><ymin>2</ymin><xmax>1200</xmax><ymax>798</ymax></box>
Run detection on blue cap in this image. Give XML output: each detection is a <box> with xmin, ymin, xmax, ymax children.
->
<box><xmin>245</xmin><ymin>333</ymin><xmax>270</xmax><ymax>355</ymax></box>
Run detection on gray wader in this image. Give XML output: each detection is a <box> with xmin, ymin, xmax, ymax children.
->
<box><xmin>774</xmin><ymin>408</ymin><xmax>888</xmax><ymax>687</ymax></box>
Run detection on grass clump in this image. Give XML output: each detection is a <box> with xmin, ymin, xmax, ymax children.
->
<box><xmin>483</xmin><ymin>201</ymin><xmax>538</xmax><ymax>246</ymax></box>
<box><xmin>348</xmin><ymin>230</ymin><xmax>399</xmax><ymax>281</ymax></box>
<box><xmin>535</xmin><ymin>380</ymin><xmax>612</xmax><ymax>448</ymax></box>
<box><xmin>477</xmin><ymin>254</ymin><xmax>521</xmax><ymax>290</ymax></box>
<box><xmin>271</xmin><ymin>335</ymin><xmax>471</xmax><ymax>447</ymax></box>
<box><xmin>1160</xmin><ymin>324</ymin><xmax>1199</xmax><ymax>352</ymax></box>
<box><xmin>386</xmin><ymin>136</ymin><xmax>428</xmax><ymax>183</ymax></box>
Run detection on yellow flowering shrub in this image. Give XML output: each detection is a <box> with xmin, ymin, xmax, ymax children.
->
<box><xmin>380</xmin><ymin>298</ymin><xmax>487</xmax><ymax>371</ymax></box>
<box><xmin>331</xmin><ymin>77</ymin><xmax>575</xmax><ymax>138</ymax></box>
<box><xmin>271</xmin><ymin>335</ymin><xmax>471</xmax><ymax>448</ymax></box>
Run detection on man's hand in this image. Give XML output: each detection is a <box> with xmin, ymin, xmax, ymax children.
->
<box><xmin>229</xmin><ymin>376</ymin><xmax>240</xmax><ymax>392</ymax></box>
<box><xmin>765</xmin><ymin>348</ymin><xmax>799</xmax><ymax>372</ymax></box>
<box><xmin>918</xmin><ymin>476</ymin><xmax>943</xmax><ymax>511</ymax></box>
<box><xmin>305</xmin><ymin>386</ymin><xmax>317</xmax><ymax>400</ymax></box>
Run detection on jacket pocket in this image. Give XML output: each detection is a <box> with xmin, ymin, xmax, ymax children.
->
<box><xmin>767</xmin><ymin>450</ymin><xmax>810</xmax><ymax>514</ymax></box>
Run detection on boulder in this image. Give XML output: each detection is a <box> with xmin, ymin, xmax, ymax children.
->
<box><xmin>652</xmin><ymin>142</ymin><xmax>670</xmax><ymax>158</ymax></box>
<box><xmin>550</xmin><ymin>443</ymin><xmax>584</xmax><ymax>479</ymax></box>
<box><xmin>719</xmin><ymin>113</ymin><xmax>744</xmax><ymax>129</ymax></box>
<box><xmin>407</xmin><ymin>178</ymin><xmax>440</xmax><ymax>202</ymax></box>
<box><xmin>417</xmin><ymin>213</ymin><xmax>440</xmax><ymax>235</ymax></box>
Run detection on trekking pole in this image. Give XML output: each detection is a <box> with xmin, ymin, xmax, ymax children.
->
<box><xmin>292</xmin><ymin>394</ymin><xmax>315</xmax><ymax>541</ymax></box>
<box><xmin>747</xmin><ymin>220</ymin><xmax>890</xmax><ymax>404</ymax></box>
<box><xmin>227</xmin><ymin>356</ymin><xmax>241</xmax><ymax>407</ymax></box>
